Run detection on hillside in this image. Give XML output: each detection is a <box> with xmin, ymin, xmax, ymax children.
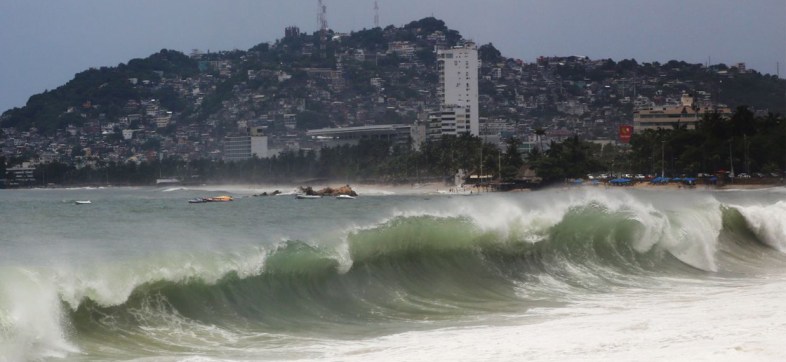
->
<box><xmin>1</xmin><ymin>17</ymin><xmax>784</xmax><ymax>167</ymax></box>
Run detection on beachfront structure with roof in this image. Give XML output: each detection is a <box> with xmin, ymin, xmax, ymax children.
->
<box><xmin>306</xmin><ymin>124</ymin><xmax>414</xmax><ymax>148</ymax></box>
<box><xmin>633</xmin><ymin>93</ymin><xmax>731</xmax><ymax>133</ymax></box>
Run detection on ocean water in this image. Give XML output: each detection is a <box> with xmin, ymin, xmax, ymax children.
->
<box><xmin>1</xmin><ymin>185</ymin><xmax>786</xmax><ymax>361</ymax></box>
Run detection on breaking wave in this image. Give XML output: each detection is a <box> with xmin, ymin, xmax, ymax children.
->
<box><xmin>2</xmin><ymin>190</ymin><xmax>785</xmax><ymax>360</ymax></box>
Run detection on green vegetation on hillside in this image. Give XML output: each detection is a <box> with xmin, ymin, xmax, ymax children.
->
<box><xmin>1</xmin><ymin>16</ymin><xmax>784</xmax><ymax>189</ymax></box>
<box><xmin>2</xmin><ymin>50</ymin><xmax>197</xmax><ymax>134</ymax></box>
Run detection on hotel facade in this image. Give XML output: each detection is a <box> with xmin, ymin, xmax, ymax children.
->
<box><xmin>436</xmin><ymin>42</ymin><xmax>479</xmax><ymax>136</ymax></box>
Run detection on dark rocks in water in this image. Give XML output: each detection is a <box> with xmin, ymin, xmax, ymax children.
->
<box><xmin>299</xmin><ymin>186</ymin><xmax>317</xmax><ymax>196</ymax></box>
<box><xmin>299</xmin><ymin>185</ymin><xmax>358</xmax><ymax>197</ymax></box>
<box><xmin>253</xmin><ymin>190</ymin><xmax>282</xmax><ymax>197</ymax></box>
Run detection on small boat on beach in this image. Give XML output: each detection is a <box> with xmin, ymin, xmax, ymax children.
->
<box><xmin>74</xmin><ymin>200</ymin><xmax>92</xmax><ymax>205</ymax></box>
<box><xmin>188</xmin><ymin>195</ymin><xmax>233</xmax><ymax>203</ymax></box>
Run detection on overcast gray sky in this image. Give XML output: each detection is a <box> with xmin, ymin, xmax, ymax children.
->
<box><xmin>1</xmin><ymin>0</ymin><xmax>784</xmax><ymax>113</ymax></box>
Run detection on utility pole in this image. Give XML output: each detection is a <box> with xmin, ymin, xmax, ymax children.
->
<box><xmin>478</xmin><ymin>141</ymin><xmax>483</xmax><ymax>192</ymax></box>
<box><xmin>729</xmin><ymin>138</ymin><xmax>735</xmax><ymax>179</ymax></box>
<box><xmin>498</xmin><ymin>149</ymin><xmax>501</xmax><ymax>181</ymax></box>
<box><xmin>661</xmin><ymin>140</ymin><xmax>665</xmax><ymax>178</ymax></box>
<box><xmin>744</xmin><ymin>134</ymin><xmax>749</xmax><ymax>175</ymax></box>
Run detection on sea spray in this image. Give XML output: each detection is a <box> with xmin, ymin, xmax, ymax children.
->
<box><xmin>733</xmin><ymin>201</ymin><xmax>786</xmax><ymax>252</ymax></box>
<box><xmin>0</xmin><ymin>268</ymin><xmax>79</xmax><ymax>361</ymax></box>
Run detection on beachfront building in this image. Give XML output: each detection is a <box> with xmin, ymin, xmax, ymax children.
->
<box><xmin>223</xmin><ymin>136</ymin><xmax>252</xmax><ymax>162</ymax></box>
<box><xmin>223</xmin><ymin>134</ymin><xmax>272</xmax><ymax>161</ymax></box>
<box><xmin>633</xmin><ymin>93</ymin><xmax>732</xmax><ymax>133</ymax></box>
<box><xmin>4</xmin><ymin>164</ymin><xmax>36</xmax><ymax>187</ymax></box>
<box><xmin>437</xmin><ymin>42</ymin><xmax>479</xmax><ymax>136</ymax></box>
<box><xmin>306</xmin><ymin>124</ymin><xmax>414</xmax><ymax>148</ymax></box>
<box><xmin>427</xmin><ymin>105</ymin><xmax>471</xmax><ymax>141</ymax></box>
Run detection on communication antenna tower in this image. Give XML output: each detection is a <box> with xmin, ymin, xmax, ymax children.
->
<box><xmin>374</xmin><ymin>1</ymin><xmax>380</xmax><ymax>28</ymax></box>
<box><xmin>318</xmin><ymin>0</ymin><xmax>328</xmax><ymax>58</ymax></box>
<box><xmin>318</xmin><ymin>0</ymin><xmax>328</xmax><ymax>33</ymax></box>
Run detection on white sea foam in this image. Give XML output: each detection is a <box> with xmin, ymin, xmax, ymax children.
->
<box><xmin>734</xmin><ymin>201</ymin><xmax>786</xmax><ymax>252</ymax></box>
<box><xmin>303</xmin><ymin>279</ymin><xmax>786</xmax><ymax>362</ymax></box>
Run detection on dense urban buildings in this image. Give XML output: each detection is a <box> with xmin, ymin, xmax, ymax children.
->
<box><xmin>1</xmin><ymin>17</ymin><xmax>783</xmax><ymax>186</ymax></box>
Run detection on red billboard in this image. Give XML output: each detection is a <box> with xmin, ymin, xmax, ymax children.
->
<box><xmin>619</xmin><ymin>125</ymin><xmax>633</xmax><ymax>143</ymax></box>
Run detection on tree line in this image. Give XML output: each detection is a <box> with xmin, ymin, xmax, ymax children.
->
<box><xmin>528</xmin><ymin>107</ymin><xmax>785</xmax><ymax>182</ymax></box>
<box><xmin>627</xmin><ymin>107</ymin><xmax>785</xmax><ymax>178</ymax></box>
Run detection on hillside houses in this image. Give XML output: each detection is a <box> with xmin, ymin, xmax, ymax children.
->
<box><xmin>2</xmin><ymin>18</ymin><xmax>781</xmax><ymax>176</ymax></box>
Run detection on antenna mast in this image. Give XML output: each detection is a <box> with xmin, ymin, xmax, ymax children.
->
<box><xmin>374</xmin><ymin>1</ymin><xmax>380</xmax><ymax>28</ymax></box>
<box><xmin>318</xmin><ymin>0</ymin><xmax>328</xmax><ymax>33</ymax></box>
<box><xmin>318</xmin><ymin>0</ymin><xmax>328</xmax><ymax>58</ymax></box>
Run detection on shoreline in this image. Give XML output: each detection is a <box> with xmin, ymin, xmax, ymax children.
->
<box><xmin>5</xmin><ymin>180</ymin><xmax>784</xmax><ymax>196</ymax></box>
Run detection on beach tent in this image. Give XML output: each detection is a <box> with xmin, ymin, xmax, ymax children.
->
<box><xmin>609</xmin><ymin>178</ymin><xmax>632</xmax><ymax>185</ymax></box>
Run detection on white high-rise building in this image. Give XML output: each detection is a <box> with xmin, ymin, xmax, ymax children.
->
<box><xmin>437</xmin><ymin>42</ymin><xmax>479</xmax><ymax>136</ymax></box>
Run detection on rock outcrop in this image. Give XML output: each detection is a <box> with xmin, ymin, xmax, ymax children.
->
<box><xmin>299</xmin><ymin>185</ymin><xmax>358</xmax><ymax>197</ymax></box>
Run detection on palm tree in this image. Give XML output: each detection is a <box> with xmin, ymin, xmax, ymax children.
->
<box><xmin>535</xmin><ymin>128</ymin><xmax>546</xmax><ymax>151</ymax></box>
